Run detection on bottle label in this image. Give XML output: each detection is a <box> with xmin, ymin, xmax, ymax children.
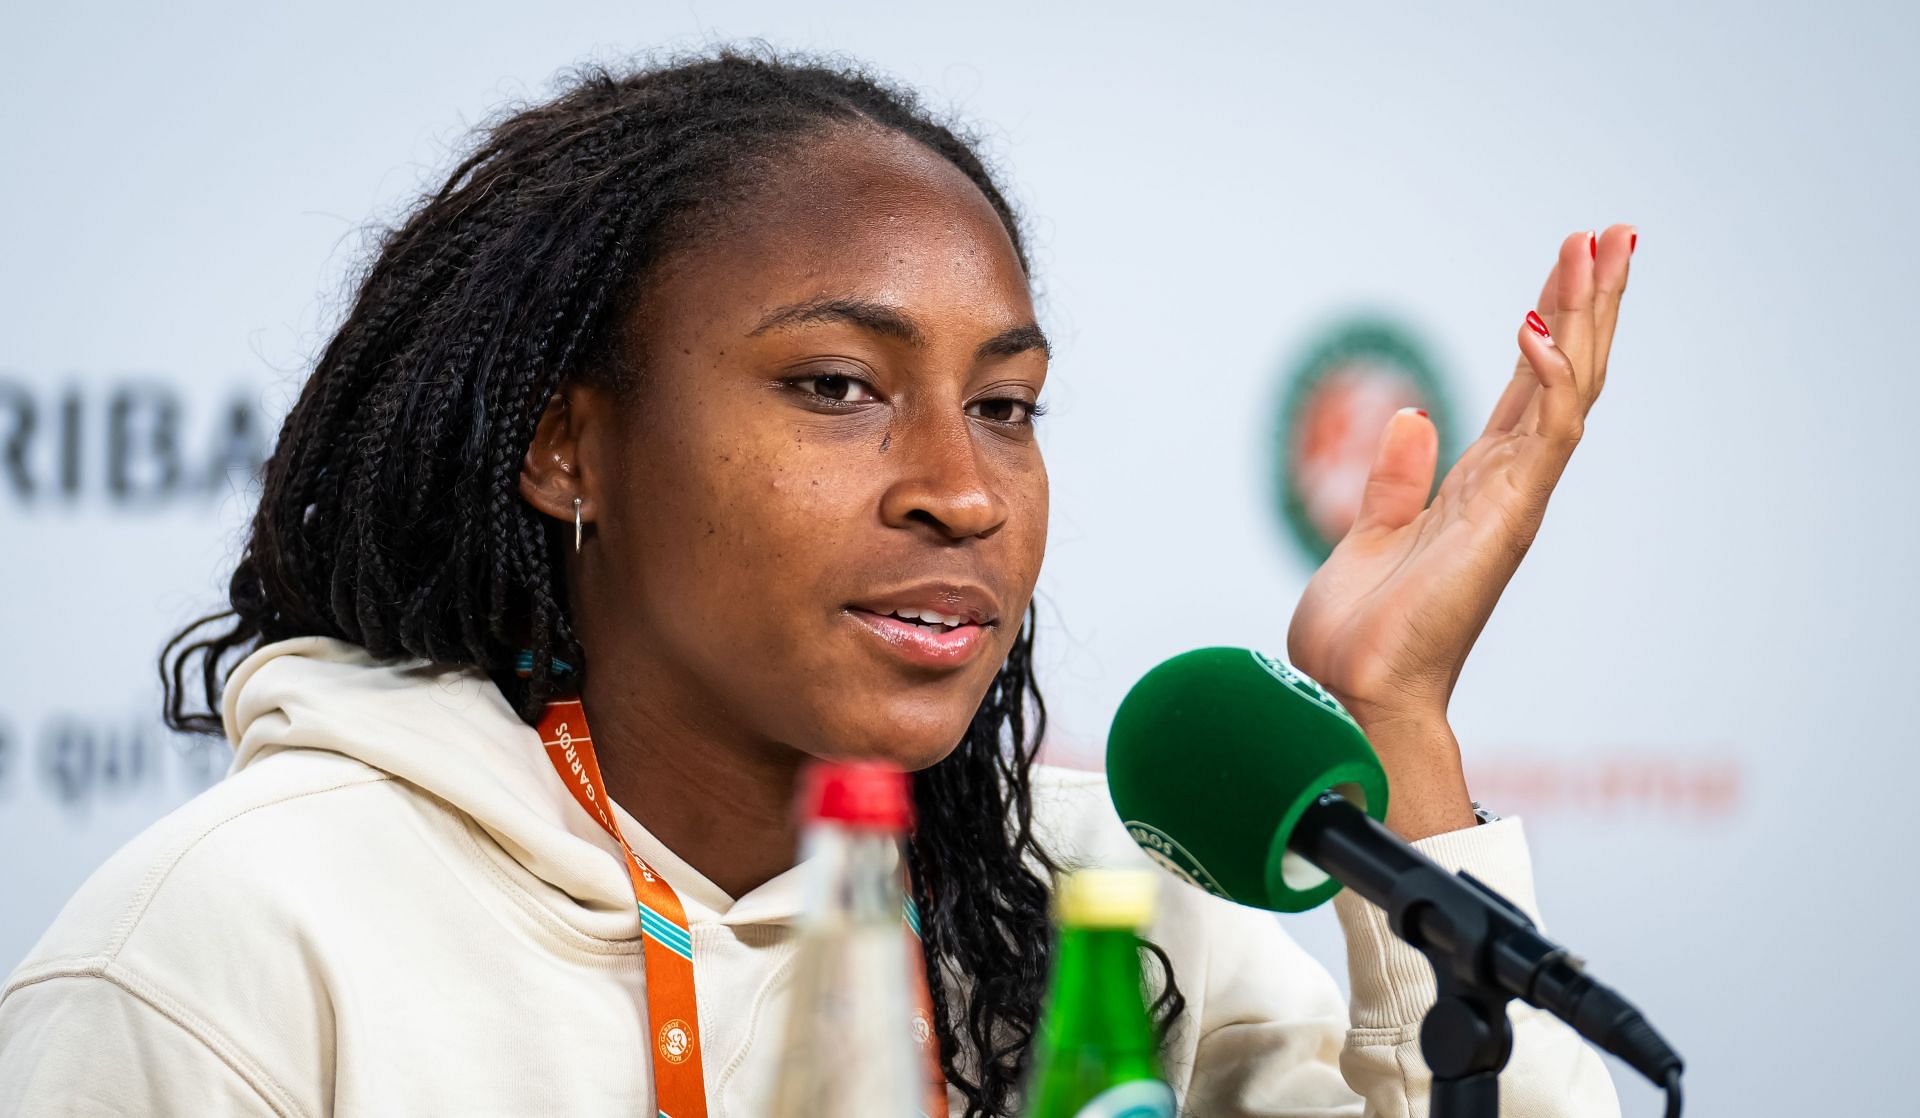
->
<box><xmin>1071</xmin><ymin>1079</ymin><xmax>1176</xmax><ymax>1118</ymax></box>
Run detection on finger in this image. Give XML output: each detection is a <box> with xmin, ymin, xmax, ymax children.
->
<box><xmin>1519</xmin><ymin>310</ymin><xmax>1583</xmax><ymax>446</ymax></box>
<box><xmin>1549</xmin><ymin>229</ymin><xmax>1599</xmax><ymax>402</ymax></box>
<box><xmin>1589</xmin><ymin>222</ymin><xmax>1636</xmax><ymax>398</ymax></box>
<box><xmin>1351</xmin><ymin>407</ymin><xmax>1440</xmax><ymax>533</ymax></box>
<box><xmin>1483</xmin><ymin>259</ymin><xmax>1562</xmax><ymax>437</ymax></box>
<box><xmin>1481</xmin><ymin>372</ymin><xmax>1538</xmax><ymax>437</ymax></box>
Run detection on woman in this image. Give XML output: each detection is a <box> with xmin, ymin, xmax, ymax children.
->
<box><xmin>0</xmin><ymin>52</ymin><xmax>1629</xmax><ymax>1116</ymax></box>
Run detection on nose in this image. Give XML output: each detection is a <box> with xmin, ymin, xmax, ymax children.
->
<box><xmin>878</xmin><ymin>413</ymin><xmax>1009</xmax><ymax>541</ymax></box>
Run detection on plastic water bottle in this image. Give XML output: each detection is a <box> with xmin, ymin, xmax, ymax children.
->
<box><xmin>768</xmin><ymin>760</ymin><xmax>941</xmax><ymax>1117</ymax></box>
<box><xmin>1021</xmin><ymin>869</ymin><xmax>1174</xmax><ymax>1118</ymax></box>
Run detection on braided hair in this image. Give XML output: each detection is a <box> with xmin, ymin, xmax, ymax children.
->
<box><xmin>160</xmin><ymin>48</ymin><xmax>1182</xmax><ymax>1116</ymax></box>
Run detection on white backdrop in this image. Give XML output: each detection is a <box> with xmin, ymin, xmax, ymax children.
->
<box><xmin>4</xmin><ymin>3</ymin><xmax>1916</xmax><ymax>1113</ymax></box>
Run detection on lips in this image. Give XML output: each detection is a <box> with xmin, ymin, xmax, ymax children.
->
<box><xmin>844</xmin><ymin>583</ymin><xmax>999</xmax><ymax>670</ymax></box>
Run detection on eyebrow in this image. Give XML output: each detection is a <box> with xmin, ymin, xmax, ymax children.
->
<box><xmin>748</xmin><ymin>297</ymin><xmax>1051</xmax><ymax>360</ymax></box>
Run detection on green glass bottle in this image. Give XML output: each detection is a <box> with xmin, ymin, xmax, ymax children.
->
<box><xmin>1022</xmin><ymin>869</ymin><xmax>1176</xmax><ymax>1118</ymax></box>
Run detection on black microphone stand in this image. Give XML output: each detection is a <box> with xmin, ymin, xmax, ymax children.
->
<box><xmin>1292</xmin><ymin>791</ymin><xmax>1686</xmax><ymax>1116</ymax></box>
<box><xmin>1422</xmin><ymin>981</ymin><xmax>1511</xmax><ymax>1117</ymax></box>
<box><xmin>1291</xmin><ymin>793</ymin><xmax>1541</xmax><ymax>1118</ymax></box>
<box><xmin>1409</xmin><ymin>883</ymin><xmax>1525</xmax><ymax>1118</ymax></box>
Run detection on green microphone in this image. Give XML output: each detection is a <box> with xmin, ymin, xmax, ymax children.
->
<box><xmin>1105</xmin><ymin>646</ymin><xmax>1390</xmax><ymax>913</ymax></box>
<box><xmin>1106</xmin><ymin>647</ymin><xmax>1685</xmax><ymax>1112</ymax></box>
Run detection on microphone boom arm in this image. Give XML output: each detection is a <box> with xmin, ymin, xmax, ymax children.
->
<box><xmin>1290</xmin><ymin>793</ymin><xmax>1682</xmax><ymax>1118</ymax></box>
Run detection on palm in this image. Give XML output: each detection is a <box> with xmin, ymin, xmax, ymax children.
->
<box><xmin>1287</xmin><ymin>227</ymin><xmax>1634</xmax><ymax>723</ymax></box>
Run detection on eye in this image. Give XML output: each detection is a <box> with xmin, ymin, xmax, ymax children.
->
<box><xmin>789</xmin><ymin>372</ymin><xmax>880</xmax><ymax>405</ymax></box>
<box><xmin>967</xmin><ymin>397</ymin><xmax>1045</xmax><ymax>426</ymax></box>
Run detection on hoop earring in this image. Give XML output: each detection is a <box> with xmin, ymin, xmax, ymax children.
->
<box><xmin>573</xmin><ymin>498</ymin><xmax>584</xmax><ymax>553</ymax></box>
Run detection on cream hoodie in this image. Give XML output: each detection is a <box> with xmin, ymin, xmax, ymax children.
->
<box><xmin>0</xmin><ymin>638</ymin><xmax>1618</xmax><ymax>1116</ymax></box>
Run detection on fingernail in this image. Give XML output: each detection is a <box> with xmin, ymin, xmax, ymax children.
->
<box><xmin>1416</xmin><ymin>408</ymin><xmax>1429</xmax><ymax>418</ymax></box>
<box><xmin>1525</xmin><ymin>310</ymin><xmax>1552</xmax><ymax>339</ymax></box>
<box><xmin>1588</xmin><ymin>231</ymin><xmax>1597</xmax><ymax>259</ymax></box>
<box><xmin>1630</xmin><ymin>231</ymin><xmax>1638</xmax><ymax>254</ymax></box>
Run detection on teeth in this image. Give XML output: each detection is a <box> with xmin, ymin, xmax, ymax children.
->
<box><xmin>889</xmin><ymin>608</ymin><xmax>967</xmax><ymax>627</ymax></box>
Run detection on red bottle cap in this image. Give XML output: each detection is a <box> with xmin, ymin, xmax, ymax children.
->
<box><xmin>800</xmin><ymin>760</ymin><xmax>914</xmax><ymax>832</ymax></box>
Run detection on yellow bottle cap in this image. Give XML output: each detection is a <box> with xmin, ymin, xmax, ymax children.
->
<box><xmin>1054</xmin><ymin>867</ymin><xmax>1158</xmax><ymax>929</ymax></box>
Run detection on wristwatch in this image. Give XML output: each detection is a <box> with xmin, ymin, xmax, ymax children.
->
<box><xmin>1471</xmin><ymin>801</ymin><xmax>1502</xmax><ymax>826</ymax></box>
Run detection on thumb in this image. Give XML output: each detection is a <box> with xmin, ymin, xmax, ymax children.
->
<box><xmin>1350</xmin><ymin>407</ymin><xmax>1438</xmax><ymax>533</ymax></box>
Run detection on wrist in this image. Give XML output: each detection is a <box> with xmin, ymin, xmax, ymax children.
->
<box><xmin>1345</xmin><ymin>710</ymin><xmax>1476</xmax><ymax>841</ymax></box>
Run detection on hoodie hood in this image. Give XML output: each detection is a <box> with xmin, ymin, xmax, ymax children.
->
<box><xmin>220</xmin><ymin>636</ymin><xmax>642</xmax><ymax>918</ymax></box>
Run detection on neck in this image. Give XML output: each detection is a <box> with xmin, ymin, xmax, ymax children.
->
<box><xmin>574</xmin><ymin>667</ymin><xmax>804</xmax><ymax>900</ymax></box>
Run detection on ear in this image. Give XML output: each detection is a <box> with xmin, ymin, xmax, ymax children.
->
<box><xmin>519</xmin><ymin>383</ymin><xmax>596</xmax><ymax>527</ymax></box>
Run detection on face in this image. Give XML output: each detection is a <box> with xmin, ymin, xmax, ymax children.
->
<box><xmin>545</xmin><ymin>126</ymin><xmax>1049</xmax><ymax>771</ymax></box>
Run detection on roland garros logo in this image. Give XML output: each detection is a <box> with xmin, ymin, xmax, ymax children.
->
<box><xmin>1250</xmin><ymin>651</ymin><xmax>1355</xmax><ymax>727</ymax></box>
<box><xmin>657</xmin><ymin>1018</ymin><xmax>695</xmax><ymax>1065</ymax></box>
<box><xmin>1272</xmin><ymin>317</ymin><xmax>1454</xmax><ymax>563</ymax></box>
<box><xmin>1124</xmin><ymin>822</ymin><xmax>1228</xmax><ymax>901</ymax></box>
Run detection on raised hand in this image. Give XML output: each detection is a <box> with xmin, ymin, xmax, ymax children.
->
<box><xmin>1285</xmin><ymin>225</ymin><xmax>1635</xmax><ymax>838</ymax></box>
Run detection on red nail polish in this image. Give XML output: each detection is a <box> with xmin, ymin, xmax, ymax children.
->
<box><xmin>1526</xmin><ymin>310</ymin><xmax>1551</xmax><ymax>338</ymax></box>
<box><xmin>1630</xmin><ymin>232</ymin><xmax>1637</xmax><ymax>253</ymax></box>
<box><xmin>1588</xmin><ymin>232</ymin><xmax>1597</xmax><ymax>259</ymax></box>
<box><xmin>1416</xmin><ymin>409</ymin><xmax>1429</xmax><ymax>418</ymax></box>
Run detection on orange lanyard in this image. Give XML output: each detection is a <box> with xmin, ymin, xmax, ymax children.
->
<box><xmin>535</xmin><ymin>696</ymin><xmax>947</xmax><ymax>1117</ymax></box>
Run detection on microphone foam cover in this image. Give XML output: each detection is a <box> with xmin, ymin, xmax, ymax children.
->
<box><xmin>1106</xmin><ymin>647</ymin><xmax>1389</xmax><ymax>913</ymax></box>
